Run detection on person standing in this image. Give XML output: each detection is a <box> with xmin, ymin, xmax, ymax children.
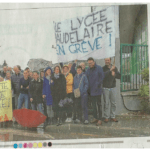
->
<box><xmin>63</xmin><ymin>65</ymin><xmax>74</xmax><ymax>123</ymax></box>
<box><xmin>86</xmin><ymin>57</ymin><xmax>104</xmax><ymax>126</ymax></box>
<box><xmin>40</xmin><ymin>70</ymin><xmax>45</xmax><ymax>80</ymax></box>
<box><xmin>68</xmin><ymin>60</ymin><xmax>77</xmax><ymax>77</ymax></box>
<box><xmin>60</xmin><ymin>60</ymin><xmax>77</xmax><ymax>77</ymax></box>
<box><xmin>42</xmin><ymin>67</ymin><xmax>54</xmax><ymax>125</ymax></box>
<box><xmin>1</xmin><ymin>66</ymin><xmax>7</xmax><ymax>78</ymax></box>
<box><xmin>17</xmin><ymin>70</ymin><xmax>30</xmax><ymax>109</ymax></box>
<box><xmin>29</xmin><ymin>71</ymin><xmax>44</xmax><ymax>114</ymax></box>
<box><xmin>11</xmin><ymin>66</ymin><xmax>23</xmax><ymax>109</ymax></box>
<box><xmin>51</xmin><ymin>66</ymin><xmax>66</xmax><ymax>126</ymax></box>
<box><xmin>73</xmin><ymin>66</ymin><xmax>89</xmax><ymax>124</ymax></box>
<box><xmin>80</xmin><ymin>62</ymin><xmax>86</xmax><ymax>73</ymax></box>
<box><xmin>29</xmin><ymin>71</ymin><xmax>33</xmax><ymax>79</ymax></box>
<box><xmin>102</xmin><ymin>58</ymin><xmax>121</xmax><ymax>123</ymax></box>
<box><xmin>7</xmin><ymin>67</ymin><xmax>14</xmax><ymax>75</ymax></box>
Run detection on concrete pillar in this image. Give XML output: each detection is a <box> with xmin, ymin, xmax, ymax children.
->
<box><xmin>148</xmin><ymin>4</ymin><xmax>150</xmax><ymax>101</ymax></box>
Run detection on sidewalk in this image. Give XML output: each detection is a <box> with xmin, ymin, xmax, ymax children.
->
<box><xmin>0</xmin><ymin>114</ymin><xmax>150</xmax><ymax>141</ymax></box>
<box><xmin>44</xmin><ymin>114</ymin><xmax>150</xmax><ymax>139</ymax></box>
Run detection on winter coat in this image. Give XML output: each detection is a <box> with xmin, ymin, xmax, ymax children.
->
<box><xmin>65</xmin><ymin>73</ymin><xmax>73</xmax><ymax>94</ymax></box>
<box><xmin>29</xmin><ymin>78</ymin><xmax>43</xmax><ymax>104</ymax></box>
<box><xmin>11</xmin><ymin>73</ymin><xmax>23</xmax><ymax>94</ymax></box>
<box><xmin>73</xmin><ymin>72</ymin><xmax>89</xmax><ymax>96</ymax></box>
<box><xmin>86</xmin><ymin>63</ymin><xmax>104</xmax><ymax>96</ymax></box>
<box><xmin>51</xmin><ymin>73</ymin><xmax>66</xmax><ymax>103</ymax></box>
<box><xmin>19</xmin><ymin>77</ymin><xmax>30</xmax><ymax>94</ymax></box>
<box><xmin>42</xmin><ymin>66</ymin><xmax>53</xmax><ymax>106</ymax></box>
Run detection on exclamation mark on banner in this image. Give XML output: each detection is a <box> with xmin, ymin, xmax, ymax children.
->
<box><xmin>109</xmin><ymin>33</ymin><xmax>111</xmax><ymax>47</ymax></box>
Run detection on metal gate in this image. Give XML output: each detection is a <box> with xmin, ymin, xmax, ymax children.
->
<box><xmin>120</xmin><ymin>44</ymin><xmax>149</xmax><ymax>92</ymax></box>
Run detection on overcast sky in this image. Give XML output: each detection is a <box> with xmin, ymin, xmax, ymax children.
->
<box><xmin>0</xmin><ymin>3</ymin><xmax>94</xmax><ymax>69</ymax></box>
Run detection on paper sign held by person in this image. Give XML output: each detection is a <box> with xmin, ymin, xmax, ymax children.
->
<box><xmin>0</xmin><ymin>80</ymin><xmax>12</xmax><ymax>122</ymax></box>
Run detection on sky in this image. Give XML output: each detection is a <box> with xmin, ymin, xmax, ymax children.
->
<box><xmin>0</xmin><ymin>3</ymin><xmax>94</xmax><ymax>69</ymax></box>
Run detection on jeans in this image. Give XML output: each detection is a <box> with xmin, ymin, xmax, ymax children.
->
<box><xmin>18</xmin><ymin>93</ymin><xmax>29</xmax><ymax>109</ymax></box>
<box><xmin>74</xmin><ymin>94</ymin><xmax>88</xmax><ymax>121</ymax></box>
<box><xmin>31</xmin><ymin>103</ymin><xmax>44</xmax><ymax>114</ymax></box>
<box><xmin>103</xmin><ymin>88</ymin><xmax>116</xmax><ymax>119</ymax></box>
<box><xmin>81</xmin><ymin>94</ymin><xmax>88</xmax><ymax>120</ymax></box>
<box><xmin>47</xmin><ymin>105</ymin><xmax>54</xmax><ymax>118</ymax></box>
<box><xmin>91</xmin><ymin>95</ymin><xmax>102</xmax><ymax>120</ymax></box>
<box><xmin>14</xmin><ymin>94</ymin><xmax>19</xmax><ymax>109</ymax></box>
<box><xmin>43</xmin><ymin>99</ymin><xmax>48</xmax><ymax>117</ymax></box>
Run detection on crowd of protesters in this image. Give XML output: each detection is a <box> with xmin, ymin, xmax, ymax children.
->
<box><xmin>0</xmin><ymin>57</ymin><xmax>121</xmax><ymax>127</ymax></box>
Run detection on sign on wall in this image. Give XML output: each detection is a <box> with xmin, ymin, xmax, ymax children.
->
<box><xmin>0</xmin><ymin>80</ymin><xmax>12</xmax><ymax>122</ymax></box>
<box><xmin>54</xmin><ymin>6</ymin><xmax>116</xmax><ymax>63</ymax></box>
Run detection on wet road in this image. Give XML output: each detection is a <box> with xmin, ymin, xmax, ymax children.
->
<box><xmin>1</xmin><ymin>115</ymin><xmax>150</xmax><ymax>141</ymax></box>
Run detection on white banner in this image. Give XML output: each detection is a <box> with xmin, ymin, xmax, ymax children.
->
<box><xmin>54</xmin><ymin>6</ymin><xmax>115</xmax><ymax>63</ymax></box>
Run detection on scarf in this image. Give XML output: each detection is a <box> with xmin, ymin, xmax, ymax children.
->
<box><xmin>64</xmin><ymin>72</ymin><xmax>69</xmax><ymax>78</ymax></box>
<box><xmin>46</xmin><ymin>75</ymin><xmax>51</xmax><ymax>85</ymax></box>
<box><xmin>54</xmin><ymin>73</ymin><xmax>60</xmax><ymax>79</ymax></box>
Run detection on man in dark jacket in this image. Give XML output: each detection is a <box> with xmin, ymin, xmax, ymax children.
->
<box><xmin>1</xmin><ymin>66</ymin><xmax>7</xmax><ymax>78</ymax></box>
<box><xmin>86</xmin><ymin>57</ymin><xmax>104</xmax><ymax>126</ymax></box>
<box><xmin>29</xmin><ymin>71</ymin><xmax>44</xmax><ymax>114</ymax></box>
<box><xmin>18</xmin><ymin>70</ymin><xmax>30</xmax><ymax>109</ymax></box>
<box><xmin>11</xmin><ymin>66</ymin><xmax>23</xmax><ymax>109</ymax></box>
<box><xmin>102</xmin><ymin>58</ymin><xmax>121</xmax><ymax>123</ymax></box>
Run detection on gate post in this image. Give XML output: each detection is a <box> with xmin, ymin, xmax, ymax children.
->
<box><xmin>148</xmin><ymin>4</ymin><xmax>150</xmax><ymax>102</ymax></box>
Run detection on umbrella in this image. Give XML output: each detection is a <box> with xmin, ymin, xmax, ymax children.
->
<box><xmin>13</xmin><ymin>109</ymin><xmax>47</xmax><ymax>128</ymax></box>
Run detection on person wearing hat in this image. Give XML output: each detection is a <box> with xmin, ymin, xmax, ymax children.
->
<box><xmin>62</xmin><ymin>65</ymin><xmax>74</xmax><ymax>123</ymax></box>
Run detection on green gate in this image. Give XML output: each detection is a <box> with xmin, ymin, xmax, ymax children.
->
<box><xmin>120</xmin><ymin>44</ymin><xmax>149</xmax><ymax>92</ymax></box>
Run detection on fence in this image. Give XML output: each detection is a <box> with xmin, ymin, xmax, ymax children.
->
<box><xmin>120</xmin><ymin>44</ymin><xmax>149</xmax><ymax>92</ymax></box>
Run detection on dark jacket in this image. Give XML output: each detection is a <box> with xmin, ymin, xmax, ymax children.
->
<box><xmin>73</xmin><ymin>72</ymin><xmax>89</xmax><ymax>96</ymax></box>
<box><xmin>11</xmin><ymin>73</ymin><xmax>23</xmax><ymax>94</ymax></box>
<box><xmin>86</xmin><ymin>63</ymin><xmax>104</xmax><ymax>96</ymax></box>
<box><xmin>1</xmin><ymin>71</ymin><xmax>6</xmax><ymax>78</ymax></box>
<box><xmin>42</xmin><ymin>66</ymin><xmax>53</xmax><ymax>106</ymax></box>
<box><xmin>51</xmin><ymin>73</ymin><xmax>66</xmax><ymax>103</ymax></box>
<box><xmin>29</xmin><ymin>78</ymin><xmax>43</xmax><ymax>104</ymax></box>
<box><xmin>103</xmin><ymin>64</ymin><xmax>121</xmax><ymax>88</ymax></box>
<box><xmin>19</xmin><ymin>77</ymin><xmax>30</xmax><ymax>94</ymax></box>
<box><xmin>70</xmin><ymin>63</ymin><xmax>76</xmax><ymax>77</ymax></box>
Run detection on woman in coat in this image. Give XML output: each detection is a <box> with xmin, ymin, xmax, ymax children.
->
<box><xmin>51</xmin><ymin>66</ymin><xmax>66</xmax><ymax>126</ymax></box>
<box><xmin>42</xmin><ymin>66</ymin><xmax>54</xmax><ymax>125</ymax></box>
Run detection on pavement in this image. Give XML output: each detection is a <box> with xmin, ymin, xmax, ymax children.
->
<box><xmin>0</xmin><ymin>114</ymin><xmax>150</xmax><ymax>141</ymax></box>
<box><xmin>44</xmin><ymin>115</ymin><xmax>150</xmax><ymax>139</ymax></box>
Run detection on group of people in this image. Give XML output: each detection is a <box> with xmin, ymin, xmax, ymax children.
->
<box><xmin>0</xmin><ymin>57</ymin><xmax>121</xmax><ymax>127</ymax></box>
